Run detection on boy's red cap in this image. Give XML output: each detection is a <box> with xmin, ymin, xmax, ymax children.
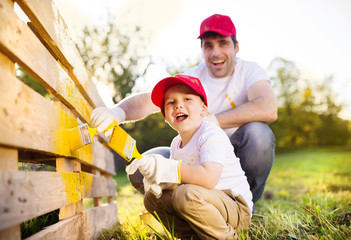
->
<box><xmin>198</xmin><ymin>14</ymin><xmax>236</xmax><ymax>39</ymax></box>
<box><xmin>151</xmin><ymin>74</ymin><xmax>208</xmax><ymax>117</ymax></box>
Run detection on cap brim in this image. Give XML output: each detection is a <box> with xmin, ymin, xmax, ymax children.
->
<box><xmin>198</xmin><ymin>29</ymin><xmax>233</xmax><ymax>39</ymax></box>
<box><xmin>151</xmin><ymin>77</ymin><xmax>188</xmax><ymax>108</ymax></box>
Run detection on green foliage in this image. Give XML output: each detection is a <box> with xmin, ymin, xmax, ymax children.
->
<box><xmin>75</xmin><ymin>21</ymin><xmax>350</xmax><ymax>152</ymax></box>
<box><xmin>21</xmin><ymin>210</ymin><xmax>59</xmax><ymax>238</ymax></box>
<box><xmin>248</xmin><ymin>148</ymin><xmax>351</xmax><ymax>239</ymax></box>
<box><xmin>103</xmin><ymin>148</ymin><xmax>351</xmax><ymax>240</ymax></box>
<box><xmin>123</xmin><ymin>112</ymin><xmax>177</xmax><ymax>153</ymax></box>
<box><xmin>269</xmin><ymin>57</ymin><xmax>350</xmax><ymax>149</ymax></box>
<box><xmin>76</xmin><ymin>21</ymin><xmax>150</xmax><ymax>103</ymax></box>
<box><xmin>16</xmin><ymin>66</ymin><xmax>50</xmax><ymax>98</ymax></box>
<box><xmin>75</xmin><ymin>22</ymin><xmax>178</xmax><ymax>151</ymax></box>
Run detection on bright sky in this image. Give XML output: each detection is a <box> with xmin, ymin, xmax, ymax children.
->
<box><xmin>54</xmin><ymin>0</ymin><xmax>351</xmax><ymax>120</ymax></box>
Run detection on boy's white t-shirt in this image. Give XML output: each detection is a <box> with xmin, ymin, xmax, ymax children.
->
<box><xmin>170</xmin><ymin>121</ymin><xmax>253</xmax><ymax>213</ymax></box>
<box><xmin>185</xmin><ymin>58</ymin><xmax>269</xmax><ymax>136</ymax></box>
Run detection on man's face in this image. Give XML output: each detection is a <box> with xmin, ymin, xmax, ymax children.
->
<box><xmin>201</xmin><ymin>35</ymin><xmax>239</xmax><ymax>78</ymax></box>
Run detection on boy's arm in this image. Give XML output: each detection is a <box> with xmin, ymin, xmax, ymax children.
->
<box><xmin>180</xmin><ymin>161</ymin><xmax>223</xmax><ymax>189</ymax></box>
<box><xmin>125</xmin><ymin>154</ymin><xmax>223</xmax><ymax>190</ymax></box>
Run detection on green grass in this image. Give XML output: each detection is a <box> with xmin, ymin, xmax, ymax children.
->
<box><xmin>99</xmin><ymin>148</ymin><xmax>351</xmax><ymax>240</ymax></box>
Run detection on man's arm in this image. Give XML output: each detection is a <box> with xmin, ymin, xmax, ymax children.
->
<box><xmin>90</xmin><ymin>91</ymin><xmax>159</xmax><ymax>132</ymax></box>
<box><xmin>115</xmin><ymin>92</ymin><xmax>159</xmax><ymax>122</ymax></box>
<box><xmin>216</xmin><ymin>80</ymin><xmax>278</xmax><ymax>129</ymax></box>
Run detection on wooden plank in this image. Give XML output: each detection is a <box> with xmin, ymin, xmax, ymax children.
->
<box><xmin>25</xmin><ymin>215</ymin><xmax>84</xmax><ymax>240</ymax></box>
<box><xmin>56</xmin><ymin>157</ymin><xmax>74</xmax><ymax>172</ymax></box>
<box><xmin>58</xmin><ymin>200</ymin><xmax>83</xmax><ymax>221</ymax></box>
<box><xmin>0</xmin><ymin>64</ymin><xmax>115</xmax><ymax>174</ymax></box>
<box><xmin>92</xmin><ymin>169</ymin><xmax>106</xmax><ymax>207</ymax></box>
<box><xmin>92</xmin><ymin>170</ymin><xmax>103</xmax><ymax>207</ymax></box>
<box><xmin>80</xmin><ymin>172</ymin><xmax>116</xmax><ymax>198</ymax></box>
<box><xmin>0</xmin><ymin>225</ymin><xmax>21</xmax><ymax>240</ymax></box>
<box><xmin>0</xmin><ymin>146</ymin><xmax>18</xmax><ymax>171</ymax></box>
<box><xmin>83</xmin><ymin>203</ymin><xmax>117</xmax><ymax>240</ymax></box>
<box><xmin>0</xmin><ymin>171</ymin><xmax>80</xmax><ymax>231</ymax></box>
<box><xmin>92</xmin><ymin>141</ymin><xmax>116</xmax><ymax>175</ymax></box>
<box><xmin>0</xmin><ymin>66</ymin><xmax>76</xmax><ymax>157</ymax></box>
<box><xmin>0</xmin><ymin>0</ymin><xmax>93</xmax><ymax>122</ymax></box>
<box><xmin>15</xmin><ymin>0</ymin><xmax>105</xmax><ymax>108</ymax></box>
<box><xmin>0</xmin><ymin>50</ymin><xmax>21</xmax><ymax>238</ymax></box>
<box><xmin>56</xmin><ymin>158</ymin><xmax>83</xmax><ymax>220</ymax></box>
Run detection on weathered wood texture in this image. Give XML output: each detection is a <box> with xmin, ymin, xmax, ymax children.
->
<box><xmin>0</xmin><ymin>0</ymin><xmax>118</xmax><ymax>239</ymax></box>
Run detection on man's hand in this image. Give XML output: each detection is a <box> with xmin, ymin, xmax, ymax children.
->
<box><xmin>89</xmin><ymin>106</ymin><xmax>126</xmax><ymax>133</ymax></box>
<box><xmin>126</xmin><ymin>154</ymin><xmax>181</xmax><ymax>185</ymax></box>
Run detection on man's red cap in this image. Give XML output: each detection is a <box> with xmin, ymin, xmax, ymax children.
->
<box><xmin>151</xmin><ymin>74</ymin><xmax>208</xmax><ymax>117</ymax></box>
<box><xmin>198</xmin><ymin>14</ymin><xmax>236</xmax><ymax>39</ymax></box>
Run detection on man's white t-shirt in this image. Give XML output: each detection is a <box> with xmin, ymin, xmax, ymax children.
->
<box><xmin>170</xmin><ymin>122</ymin><xmax>253</xmax><ymax>214</ymax></box>
<box><xmin>185</xmin><ymin>58</ymin><xmax>269</xmax><ymax>136</ymax></box>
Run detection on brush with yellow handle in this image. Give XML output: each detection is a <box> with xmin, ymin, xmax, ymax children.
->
<box><xmin>108</xmin><ymin>125</ymin><xmax>142</xmax><ymax>161</ymax></box>
<box><xmin>67</xmin><ymin>121</ymin><xmax>118</xmax><ymax>152</ymax></box>
<box><xmin>68</xmin><ymin>120</ymin><xmax>142</xmax><ymax>161</ymax></box>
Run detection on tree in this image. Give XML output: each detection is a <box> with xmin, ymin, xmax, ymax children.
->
<box><xmin>76</xmin><ymin>22</ymin><xmax>150</xmax><ymax>103</ymax></box>
<box><xmin>75</xmin><ymin>21</ymin><xmax>177</xmax><ymax>161</ymax></box>
<box><xmin>269</xmin><ymin>57</ymin><xmax>349</xmax><ymax>149</ymax></box>
<box><xmin>16</xmin><ymin>66</ymin><xmax>50</xmax><ymax>99</ymax></box>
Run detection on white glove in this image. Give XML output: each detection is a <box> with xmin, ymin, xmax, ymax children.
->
<box><xmin>90</xmin><ymin>106</ymin><xmax>126</xmax><ymax>133</ymax></box>
<box><xmin>143</xmin><ymin>178</ymin><xmax>168</xmax><ymax>198</ymax></box>
<box><xmin>204</xmin><ymin>114</ymin><xmax>220</xmax><ymax>126</ymax></box>
<box><xmin>125</xmin><ymin>154</ymin><xmax>182</xmax><ymax>185</ymax></box>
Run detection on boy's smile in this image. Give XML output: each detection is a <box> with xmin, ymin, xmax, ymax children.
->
<box><xmin>175</xmin><ymin>112</ymin><xmax>188</xmax><ymax>122</ymax></box>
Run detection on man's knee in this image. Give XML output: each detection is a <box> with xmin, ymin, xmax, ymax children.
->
<box><xmin>231</xmin><ymin>122</ymin><xmax>275</xmax><ymax>151</ymax></box>
<box><xmin>144</xmin><ymin>191</ymin><xmax>157</xmax><ymax>213</ymax></box>
<box><xmin>142</xmin><ymin>146</ymin><xmax>171</xmax><ymax>158</ymax></box>
<box><xmin>128</xmin><ymin>147</ymin><xmax>171</xmax><ymax>194</ymax></box>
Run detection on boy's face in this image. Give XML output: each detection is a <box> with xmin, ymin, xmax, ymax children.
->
<box><xmin>201</xmin><ymin>35</ymin><xmax>239</xmax><ymax>78</ymax></box>
<box><xmin>164</xmin><ymin>84</ymin><xmax>207</xmax><ymax>134</ymax></box>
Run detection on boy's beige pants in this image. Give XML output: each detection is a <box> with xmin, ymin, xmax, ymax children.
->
<box><xmin>144</xmin><ymin>184</ymin><xmax>251</xmax><ymax>240</ymax></box>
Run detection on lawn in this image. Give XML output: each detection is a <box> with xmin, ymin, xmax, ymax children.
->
<box><xmin>99</xmin><ymin>148</ymin><xmax>351</xmax><ymax>239</ymax></box>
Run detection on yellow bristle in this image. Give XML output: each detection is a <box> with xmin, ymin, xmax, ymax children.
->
<box><xmin>67</xmin><ymin>126</ymin><xmax>84</xmax><ymax>152</ymax></box>
<box><xmin>67</xmin><ymin>121</ymin><xmax>117</xmax><ymax>152</ymax></box>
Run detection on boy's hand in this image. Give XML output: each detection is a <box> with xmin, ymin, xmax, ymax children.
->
<box><xmin>89</xmin><ymin>106</ymin><xmax>126</xmax><ymax>133</ymax></box>
<box><xmin>126</xmin><ymin>154</ymin><xmax>182</xmax><ymax>185</ymax></box>
<box><xmin>143</xmin><ymin>179</ymin><xmax>171</xmax><ymax>198</ymax></box>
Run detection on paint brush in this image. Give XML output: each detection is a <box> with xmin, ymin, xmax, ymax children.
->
<box><xmin>108</xmin><ymin>125</ymin><xmax>142</xmax><ymax>162</ymax></box>
<box><xmin>68</xmin><ymin>121</ymin><xmax>117</xmax><ymax>151</ymax></box>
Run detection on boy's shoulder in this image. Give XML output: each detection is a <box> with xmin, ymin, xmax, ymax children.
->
<box><xmin>200</xmin><ymin>122</ymin><xmax>229</xmax><ymax>141</ymax></box>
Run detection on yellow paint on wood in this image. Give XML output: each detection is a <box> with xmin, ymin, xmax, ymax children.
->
<box><xmin>52</xmin><ymin>105</ymin><xmax>75</xmax><ymax>156</ymax></box>
<box><xmin>52</xmin><ymin>106</ymin><xmax>95</xmax><ymax>165</ymax></box>
<box><xmin>61</xmin><ymin>172</ymin><xmax>80</xmax><ymax>203</ymax></box>
<box><xmin>79</xmin><ymin>172</ymin><xmax>93</xmax><ymax>198</ymax></box>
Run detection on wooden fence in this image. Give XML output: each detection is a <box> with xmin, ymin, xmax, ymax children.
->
<box><xmin>0</xmin><ymin>0</ymin><xmax>118</xmax><ymax>239</ymax></box>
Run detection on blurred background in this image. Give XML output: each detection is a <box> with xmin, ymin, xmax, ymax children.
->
<box><xmin>17</xmin><ymin>0</ymin><xmax>351</xmax><ymax>167</ymax></box>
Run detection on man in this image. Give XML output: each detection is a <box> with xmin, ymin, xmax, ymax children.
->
<box><xmin>90</xmin><ymin>14</ymin><xmax>277</xmax><ymax>204</ymax></box>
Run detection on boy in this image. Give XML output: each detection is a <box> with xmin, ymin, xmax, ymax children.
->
<box><xmin>126</xmin><ymin>74</ymin><xmax>252</xmax><ymax>240</ymax></box>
